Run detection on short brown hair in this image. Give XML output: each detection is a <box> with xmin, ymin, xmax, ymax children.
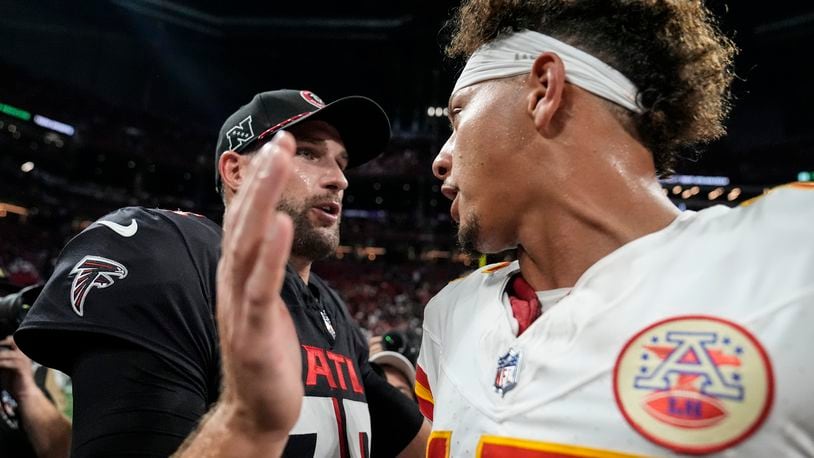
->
<box><xmin>445</xmin><ymin>0</ymin><xmax>738</xmax><ymax>176</ymax></box>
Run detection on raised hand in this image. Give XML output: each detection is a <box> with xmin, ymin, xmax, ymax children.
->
<box><xmin>176</xmin><ymin>132</ymin><xmax>303</xmax><ymax>457</ymax></box>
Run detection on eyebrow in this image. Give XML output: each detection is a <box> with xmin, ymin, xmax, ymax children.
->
<box><xmin>446</xmin><ymin>105</ymin><xmax>457</xmax><ymax>129</ymax></box>
<box><xmin>447</xmin><ymin>91</ymin><xmax>456</xmax><ymax>109</ymax></box>
<box><xmin>295</xmin><ymin>135</ymin><xmax>326</xmax><ymax>144</ymax></box>
<box><xmin>297</xmin><ymin>136</ymin><xmax>349</xmax><ymax>162</ymax></box>
<box><xmin>447</xmin><ymin>93</ymin><xmax>462</xmax><ymax>124</ymax></box>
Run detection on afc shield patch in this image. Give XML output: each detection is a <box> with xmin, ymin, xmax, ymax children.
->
<box><xmin>613</xmin><ymin>315</ymin><xmax>773</xmax><ymax>455</ymax></box>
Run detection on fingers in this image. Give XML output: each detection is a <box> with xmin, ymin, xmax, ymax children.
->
<box><xmin>225</xmin><ymin>132</ymin><xmax>295</xmax><ymax>285</ymax></box>
<box><xmin>0</xmin><ymin>336</ymin><xmax>19</xmax><ymax>354</ymax></box>
<box><xmin>368</xmin><ymin>336</ymin><xmax>383</xmax><ymax>357</ymax></box>
<box><xmin>0</xmin><ymin>351</ymin><xmax>23</xmax><ymax>368</ymax></box>
<box><xmin>225</xmin><ymin>131</ymin><xmax>295</xmax><ymax>239</ymax></box>
<box><xmin>221</xmin><ymin>141</ymin><xmax>271</xmax><ymax>235</ymax></box>
<box><xmin>369</xmin><ymin>342</ymin><xmax>384</xmax><ymax>357</ymax></box>
<box><xmin>241</xmin><ymin>212</ymin><xmax>294</xmax><ymax>336</ymax></box>
<box><xmin>219</xmin><ymin>132</ymin><xmax>295</xmax><ymax>336</ymax></box>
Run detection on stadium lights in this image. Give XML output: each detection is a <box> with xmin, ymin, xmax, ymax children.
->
<box><xmin>426</xmin><ymin>106</ymin><xmax>450</xmax><ymax>118</ymax></box>
<box><xmin>0</xmin><ymin>101</ymin><xmax>76</xmax><ymax>136</ymax></box>
<box><xmin>708</xmin><ymin>187</ymin><xmax>725</xmax><ymax>200</ymax></box>
<box><xmin>33</xmin><ymin>114</ymin><xmax>76</xmax><ymax>136</ymax></box>
<box><xmin>352</xmin><ymin>246</ymin><xmax>386</xmax><ymax>261</ymax></box>
<box><xmin>661</xmin><ymin>174</ymin><xmax>730</xmax><ymax>187</ymax></box>
<box><xmin>421</xmin><ymin>250</ymin><xmax>451</xmax><ymax>260</ymax></box>
<box><xmin>799</xmin><ymin>171</ymin><xmax>813</xmax><ymax>182</ymax></box>
<box><xmin>335</xmin><ymin>245</ymin><xmax>352</xmax><ymax>259</ymax></box>
<box><xmin>452</xmin><ymin>253</ymin><xmax>474</xmax><ymax>266</ymax></box>
<box><xmin>20</xmin><ymin>161</ymin><xmax>35</xmax><ymax>173</ymax></box>
<box><xmin>0</xmin><ymin>202</ymin><xmax>29</xmax><ymax>217</ymax></box>
<box><xmin>0</xmin><ymin>103</ymin><xmax>31</xmax><ymax>121</ymax></box>
<box><xmin>727</xmin><ymin>188</ymin><xmax>742</xmax><ymax>201</ymax></box>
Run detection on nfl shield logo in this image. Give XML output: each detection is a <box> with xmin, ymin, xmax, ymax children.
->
<box><xmin>494</xmin><ymin>348</ymin><xmax>522</xmax><ymax>397</ymax></box>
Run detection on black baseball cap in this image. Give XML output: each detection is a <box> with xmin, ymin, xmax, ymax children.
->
<box><xmin>214</xmin><ymin>89</ymin><xmax>390</xmax><ymax>190</ymax></box>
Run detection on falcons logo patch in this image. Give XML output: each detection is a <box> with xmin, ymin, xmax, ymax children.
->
<box><xmin>69</xmin><ymin>256</ymin><xmax>128</xmax><ymax>316</ymax></box>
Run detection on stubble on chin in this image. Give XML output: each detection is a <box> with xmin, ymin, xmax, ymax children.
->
<box><xmin>278</xmin><ymin>198</ymin><xmax>340</xmax><ymax>261</ymax></box>
<box><xmin>457</xmin><ymin>215</ymin><xmax>482</xmax><ymax>257</ymax></box>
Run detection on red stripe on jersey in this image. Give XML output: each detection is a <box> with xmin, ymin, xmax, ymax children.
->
<box><xmin>332</xmin><ymin>397</ymin><xmax>349</xmax><ymax>458</ymax></box>
<box><xmin>418</xmin><ymin>397</ymin><xmax>434</xmax><ymax>422</ymax></box>
<box><xmin>427</xmin><ymin>431</ymin><xmax>451</xmax><ymax>457</ymax></box>
<box><xmin>359</xmin><ymin>431</ymin><xmax>369</xmax><ymax>458</ymax></box>
<box><xmin>415</xmin><ymin>365</ymin><xmax>434</xmax><ymax>421</ymax></box>
<box><xmin>416</xmin><ymin>365</ymin><xmax>431</xmax><ymax>391</ymax></box>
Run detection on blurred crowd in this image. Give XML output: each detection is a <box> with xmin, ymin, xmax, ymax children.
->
<box><xmin>1</xmin><ymin>215</ymin><xmax>469</xmax><ymax>343</ymax></box>
<box><xmin>315</xmin><ymin>259</ymin><xmax>468</xmax><ymax>355</ymax></box>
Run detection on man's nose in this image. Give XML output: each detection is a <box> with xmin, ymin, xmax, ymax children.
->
<box><xmin>432</xmin><ymin>138</ymin><xmax>454</xmax><ymax>181</ymax></box>
<box><xmin>322</xmin><ymin>163</ymin><xmax>349</xmax><ymax>192</ymax></box>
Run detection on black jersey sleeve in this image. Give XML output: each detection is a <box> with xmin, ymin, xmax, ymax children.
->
<box><xmin>364</xmin><ymin>364</ymin><xmax>423</xmax><ymax>457</ymax></box>
<box><xmin>362</xmin><ymin>342</ymin><xmax>424</xmax><ymax>457</ymax></box>
<box><xmin>68</xmin><ymin>335</ymin><xmax>209</xmax><ymax>457</ymax></box>
<box><xmin>15</xmin><ymin>207</ymin><xmax>221</xmax><ymax>390</ymax></box>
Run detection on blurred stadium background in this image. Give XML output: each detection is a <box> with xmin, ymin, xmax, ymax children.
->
<box><xmin>1</xmin><ymin>0</ymin><xmax>812</xmax><ymax>348</ymax></box>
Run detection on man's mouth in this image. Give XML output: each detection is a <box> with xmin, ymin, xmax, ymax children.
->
<box><xmin>311</xmin><ymin>201</ymin><xmax>341</xmax><ymax>223</ymax></box>
<box><xmin>450</xmin><ymin>196</ymin><xmax>460</xmax><ymax>223</ymax></box>
<box><xmin>441</xmin><ymin>184</ymin><xmax>460</xmax><ymax>223</ymax></box>
<box><xmin>441</xmin><ymin>184</ymin><xmax>458</xmax><ymax>201</ymax></box>
<box><xmin>315</xmin><ymin>202</ymin><xmax>340</xmax><ymax>215</ymax></box>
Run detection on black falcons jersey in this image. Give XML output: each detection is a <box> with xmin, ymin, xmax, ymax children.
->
<box><xmin>16</xmin><ymin>206</ymin><xmax>422</xmax><ymax>457</ymax></box>
<box><xmin>16</xmin><ymin>207</ymin><xmax>222</xmax><ymax>399</ymax></box>
<box><xmin>281</xmin><ymin>266</ymin><xmax>374</xmax><ymax>457</ymax></box>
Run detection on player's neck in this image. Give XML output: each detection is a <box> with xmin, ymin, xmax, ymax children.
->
<box><xmin>289</xmin><ymin>255</ymin><xmax>313</xmax><ymax>284</ymax></box>
<box><xmin>516</xmin><ymin>155</ymin><xmax>679</xmax><ymax>291</ymax></box>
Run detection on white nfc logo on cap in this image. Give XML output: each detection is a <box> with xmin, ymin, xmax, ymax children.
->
<box><xmin>226</xmin><ymin>115</ymin><xmax>255</xmax><ymax>150</ymax></box>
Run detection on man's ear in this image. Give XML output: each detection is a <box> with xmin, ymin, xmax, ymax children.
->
<box><xmin>526</xmin><ymin>52</ymin><xmax>566</xmax><ymax>136</ymax></box>
<box><xmin>218</xmin><ymin>150</ymin><xmax>244</xmax><ymax>194</ymax></box>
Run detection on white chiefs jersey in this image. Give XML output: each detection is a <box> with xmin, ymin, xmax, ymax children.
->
<box><xmin>416</xmin><ymin>184</ymin><xmax>814</xmax><ymax>457</ymax></box>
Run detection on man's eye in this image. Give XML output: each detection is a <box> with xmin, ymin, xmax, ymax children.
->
<box><xmin>296</xmin><ymin>149</ymin><xmax>315</xmax><ymax>158</ymax></box>
<box><xmin>448</xmin><ymin>107</ymin><xmax>462</xmax><ymax>129</ymax></box>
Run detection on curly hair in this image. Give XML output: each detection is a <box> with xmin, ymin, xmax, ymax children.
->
<box><xmin>445</xmin><ymin>0</ymin><xmax>738</xmax><ymax>176</ymax></box>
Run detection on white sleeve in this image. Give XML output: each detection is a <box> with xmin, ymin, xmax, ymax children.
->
<box><xmin>416</xmin><ymin>297</ymin><xmax>444</xmax><ymax>422</ymax></box>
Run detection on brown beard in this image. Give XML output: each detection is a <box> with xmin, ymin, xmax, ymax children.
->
<box><xmin>277</xmin><ymin>195</ymin><xmax>340</xmax><ymax>261</ymax></box>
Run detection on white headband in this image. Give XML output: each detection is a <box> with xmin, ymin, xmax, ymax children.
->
<box><xmin>452</xmin><ymin>30</ymin><xmax>643</xmax><ymax>114</ymax></box>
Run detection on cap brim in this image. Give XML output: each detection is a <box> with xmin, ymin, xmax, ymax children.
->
<box><xmin>284</xmin><ymin>96</ymin><xmax>391</xmax><ymax>168</ymax></box>
<box><xmin>370</xmin><ymin>351</ymin><xmax>416</xmax><ymax>387</ymax></box>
